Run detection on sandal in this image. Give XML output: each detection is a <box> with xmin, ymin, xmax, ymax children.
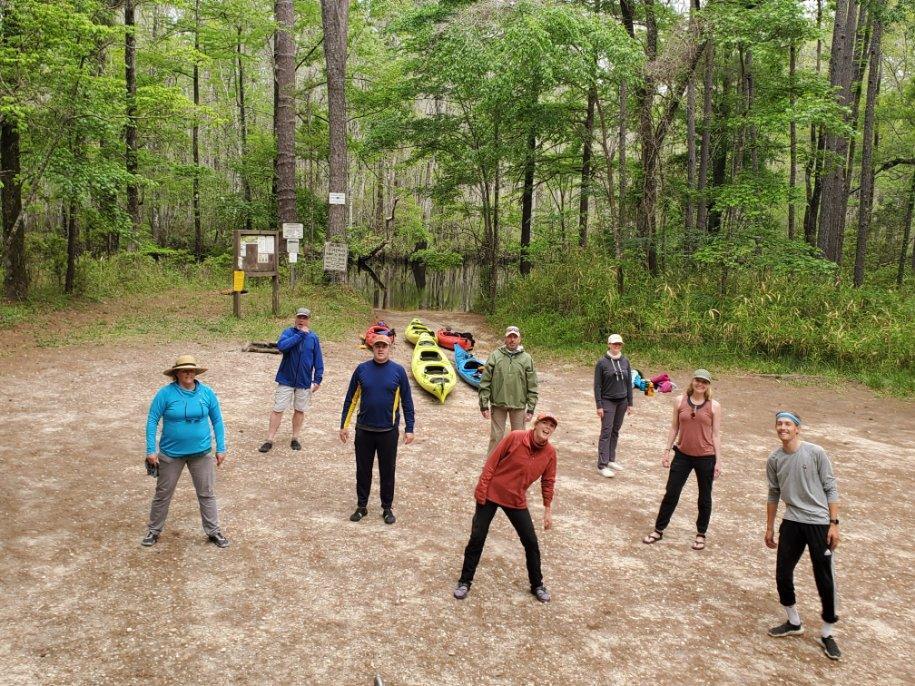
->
<box><xmin>642</xmin><ymin>530</ymin><xmax>663</xmax><ymax>545</ymax></box>
<box><xmin>692</xmin><ymin>533</ymin><xmax>706</xmax><ymax>551</ymax></box>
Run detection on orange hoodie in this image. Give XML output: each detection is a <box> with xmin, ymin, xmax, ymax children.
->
<box><xmin>475</xmin><ymin>429</ymin><xmax>556</xmax><ymax>509</ymax></box>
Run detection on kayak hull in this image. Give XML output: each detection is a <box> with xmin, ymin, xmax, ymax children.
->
<box><xmin>436</xmin><ymin>328</ymin><xmax>474</xmax><ymax>351</ymax></box>
<box><xmin>411</xmin><ymin>332</ymin><xmax>457</xmax><ymax>403</ymax></box>
<box><xmin>405</xmin><ymin>318</ymin><xmax>435</xmax><ymax>345</ymax></box>
<box><xmin>454</xmin><ymin>344</ymin><xmax>484</xmax><ymax>389</ymax></box>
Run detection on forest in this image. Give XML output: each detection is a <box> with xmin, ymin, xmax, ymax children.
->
<box><xmin>1</xmin><ymin>0</ymin><xmax>913</xmax><ymax>387</ymax></box>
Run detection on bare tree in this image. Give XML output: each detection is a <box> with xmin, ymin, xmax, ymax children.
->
<box><xmin>899</xmin><ymin>168</ymin><xmax>915</xmax><ymax>286</ymax></box>
<box><xmin>124</xmin><ymin>0</ymin><xmax>138</xmax><ymax>250</ymax></box>
<box><xmin>192</xmin><ymin>0</ymin><xmax>202</xmax><ymax>260</ymax></box>
<box><xmin>274</xmin><ymin>0</ymin><xmax>297</xmax><ymax>228</ymax></box>
<box><xmin>321</xmin><ymin>0</ymin><xmax>349</xmax><ymax>280</ymax></box>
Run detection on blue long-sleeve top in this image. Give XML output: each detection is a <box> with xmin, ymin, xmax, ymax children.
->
<box><xmin>340</xmin><ymin>359</ymin><xmax>415</xmax><ymax>433</ymax></box>
<box><xmin>146</xmin><ymin>381</ymin><xmax>227</xmax><ymax>457</ymax></box>
<box><xmin>275</xmin><ymin>327</ymin><xmax>324</xmax><ymax>388</ymax></box>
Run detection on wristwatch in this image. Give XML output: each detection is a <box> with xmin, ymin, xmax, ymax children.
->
<box><xmin>829</xmin><ymin>518</ymin><xmax>839</xmax><ymax>525</ymax></box>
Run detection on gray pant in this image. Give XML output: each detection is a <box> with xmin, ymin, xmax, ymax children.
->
<box><xmin>488</xmin><ymin>406</ymin><xmax>526</xmax><ymax>456</ymax></box>
<box><xmin>598</xmin><ymin>399</ymin><xmax>628</xmax><ymax>468</ymax></box>
<box><xmin>147</xmin><ymin>452</ymin><xmax>220</xmax><ymax>536</ymax></box>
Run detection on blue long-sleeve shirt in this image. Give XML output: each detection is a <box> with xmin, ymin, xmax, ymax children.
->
<box><xmin>275</xmin><ymin>327</ymin><xmax>324</xmax><ymax>388</ymax></box>
<box><xmin>340</xmin><ymin>359</ymin><xmax>415</xmax><ymax>433</ymax></box>
<box><xmin>146</xmin><ymin>381</ymin><xmax>227</xmax><ymax>457</ymax></box>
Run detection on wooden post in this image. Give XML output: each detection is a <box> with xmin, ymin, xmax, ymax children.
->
<box><xmin>233</xmin><ymin>291</ymin><xmax>241</xmax><ymax>318</ymax></box>
<box><xmin>272</xmin><ymin>274</ymin><xmax>280</xmax><ymax>315</ymax></box>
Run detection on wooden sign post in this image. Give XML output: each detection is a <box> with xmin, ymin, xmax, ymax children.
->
<box><xmin>233</xmin><ymin>230</ymin><xmax>280</xmax><ymax>317</ymax></box>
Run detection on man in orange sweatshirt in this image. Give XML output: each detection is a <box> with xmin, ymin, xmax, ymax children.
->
<box><xmin>453</xmin><ymin>412</ymin><xmax>558</xmax><ymax>603</ymax></box>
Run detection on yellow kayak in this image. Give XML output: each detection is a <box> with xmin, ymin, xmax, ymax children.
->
<box><xmin>405</xmin><ymin>317</ymin><xmax>435</xmax><ymax>345</ymax></box>
<box><xmin>411</xmin><ymin>332</ymin><xmax>457</xmax><ymax>403</ymax></box>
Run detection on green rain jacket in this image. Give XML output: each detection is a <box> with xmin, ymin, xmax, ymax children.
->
<box><xmin>479</xmin><ymin>345</ymin><xmax>538</xmax><ymax>412</ymax></box>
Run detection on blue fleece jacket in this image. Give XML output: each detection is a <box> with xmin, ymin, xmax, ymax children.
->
<box><xmin>146</xmin><ymin>381</ymin><xmax>227</xmax><ymax>457</ymax></box>
<box><xmin>275</xmin><ymin>327</ymin><xmax>324</xmax><ymax>388</ymax></box>
<box><xmin>340</xmin><ymin>359</ymin><xmax>415</xmax><ymax>432</ymax></box>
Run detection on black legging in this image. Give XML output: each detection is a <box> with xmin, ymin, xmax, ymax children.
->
<box><xmin>459</xmin><ymin>500</ymin><xmax>542</xmax><ymax>590</ymax></box>
<box><xmin>654</xmin><ymin>448</ymin><xmax>716</xmax><ymax>534</ymax></box>
<box><xmin>354</xmin><ymin>427</ymin><xmax>398</xmax><ymax>508</ymax></box>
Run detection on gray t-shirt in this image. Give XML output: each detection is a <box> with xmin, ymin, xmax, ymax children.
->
<box><xmin>767</xmin><ymin>441</ymin><xmax>839</xmax><ymax>525</ymax></box>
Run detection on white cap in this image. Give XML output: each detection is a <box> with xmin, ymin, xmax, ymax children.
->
<box><xmin>505</xmin><ymin>326</ymin><xmax>521</xmax><ymax>337</ymax></box>
<box><xmin>607</xmin><ymin>334</ymin><xmax>624</xmax><ymax>344</ymax></box>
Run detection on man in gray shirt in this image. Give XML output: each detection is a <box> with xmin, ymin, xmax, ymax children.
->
<box><xmin>765</xmin><ymin>411</ymin><xmax>842</xmax><ymax>660</ymax></box>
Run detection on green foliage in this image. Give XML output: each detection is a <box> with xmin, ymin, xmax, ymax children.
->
<box><xmin>494</xmin><ymin>252</ymin><xmax>915</xmax><ymax>393</ymax></box>
<box><xmin>410</xmin><ymin>248</ymin><xmax>463</xmax><ymax>270</ymax></box>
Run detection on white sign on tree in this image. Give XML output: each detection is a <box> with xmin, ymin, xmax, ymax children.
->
<box><xmin>282</xmin><ymin>222</ymin><xmax>303</xmax><ymax>239</ymax></box>
<box><xmin>323</xmin><ymin>242</ymin><xmax>348</xmax><ymax>272</ymax></box>
<box><xmin>328</xmin><ymin>192</ymin><xmax>346</xmax><ymax>205</ymax></box>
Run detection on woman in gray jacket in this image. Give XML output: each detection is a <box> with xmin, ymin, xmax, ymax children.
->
<box><xmin>593</xmin><ymin>334</ymin><xmax>633</xmax><ymax>477</ymax></box>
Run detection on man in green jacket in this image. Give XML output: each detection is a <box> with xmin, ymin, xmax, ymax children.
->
<box><xmin>479</xmin><ymin>326</ymin><xmax>539</xmax><ymax>455</ymax></box>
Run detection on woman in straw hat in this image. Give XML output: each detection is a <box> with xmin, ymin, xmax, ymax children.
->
<box><xmin>142</xmin><ymin>355</ymin><xmax>229</xmax><ymax>548</ymax></box>
<box><xmin>642</xmin><ymin>369</ymin><xmax>721</xmax><ymax>551</ymax></box>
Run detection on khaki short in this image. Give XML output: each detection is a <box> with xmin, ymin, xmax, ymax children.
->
<box><xmin>274</xmin><ymin>384</ymin><xmax>312</xmax><ymax>413</ymax></box>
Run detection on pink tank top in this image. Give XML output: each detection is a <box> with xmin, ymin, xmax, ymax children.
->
<box><xmin>676</xmin><ymin>395</ymin><xmax>716</xmax><ymax>457</ymax></box>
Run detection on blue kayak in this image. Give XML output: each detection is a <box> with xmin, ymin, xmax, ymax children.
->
<box><xmin>454</xmin><ymin>344</ymin><xmax>485</xmax><ymax>389</ymax></box>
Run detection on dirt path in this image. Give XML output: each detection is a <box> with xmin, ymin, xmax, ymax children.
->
<box><xmin>1</xmin><ymin>308</ymin><xmax>913</xmax><ymax>685</ymax></box>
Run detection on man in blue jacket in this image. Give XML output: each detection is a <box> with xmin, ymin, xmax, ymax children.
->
<box><xmin>339</xmin><ymin>335</ymin><xmax>415</xmax><ymax>524</ymax></box>
<box><xmin>259</xmin><ymin>307</ymin><xmax>324</xmax><ymax>453</ymax></box>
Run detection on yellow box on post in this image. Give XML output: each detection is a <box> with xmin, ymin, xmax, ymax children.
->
<box><xmin>232</xmin><ymin>270</ymin><xmax>245</xmax><ymax>292</ymax></box>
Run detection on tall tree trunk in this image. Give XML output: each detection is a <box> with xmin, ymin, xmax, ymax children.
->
<box><xmin>684</xmin><ymin>0</ymin><xmax>699</xmax><ymax>250</ymax></box>
<box><xmin>637</xmin><ymin>0</ymin><xmax>659</xmax><ymax>274</ymax></box>
<box><xmin>192</xmin><ymin>0</ymin><xmax>202</xmax><ymax>260</ymax></box>
<box><xmin>65</xmin><ymin>197</ymin><xmax>78</xmax><ymax>294</ymax></box>
<box><xmin>374</xmin><ymin>159</ymin><xmax>384</xmax><ymax>235</ymax></box>
<box><xmin>817</xmin><ymin>0</ymin><xmax>859</xmax><ymax>264</ymax></box>
<box><xmin>596</xmin><ymin>96</ymin><xmax>624</xmax><ymax>294</ymax></box>
<box><xmin>321</xmin><ymin>0</ymin><xmax>349</xmax><ymax>277</ymax></box>
<box><xmin>898</xmin><ymin>168</ymin><xmax>915</xmax><ymax>286</ymax></box>
<box><xmin>708</xmin><ymin>69</ymin><xmax>730</xmax><ymax>234</ymax></box>
<box><xmin>236</xmin><ymin>26</ymin><xmax>252</xmax><ymax>232</ymax></box>
<box><xmin>578</xmin><ymin>0</ymin><xmax>600</xmax><ymax>248</ymax></box>
<box><xmin>618</xmin><ymin>80</ymin><xmax>627</xmax><ymax>238</ymax></box>
<box><xmin>788</xmin><ymin>42</ymin><xmax>797</xmax><ymax>239</ymax></box>
<box><xmin>853</xmin><ymin>13</ymin><xmax>882</xmax><ymax>287</ymax></box>
<box><xmin>1</xmin><ymin>119</ymin><xmax>27</xmax><ymax>299</ymax></box>
<box><xmin>275</xmin><ymin>0</ymin><xmax>297</xmax><ymax>230</ymax></box>
<box><xmin>520</xmin><ymin>131</ymin><xmax>535</xmax><ymax>276</ymax></box>
<box><xmin>803</xmin><ymin>0</ymin><xmax>823</xmax><ymax>245</ymax></box>
<box><xmin>696</xmin><ymin>37</ymin><xmax>712</xmax><ymax>234</ymax></box>
<box><xmin>124</xmin><ymin>0</ymin><xmax>138</xmax><ymax>249</ymax></box>
<box><xmin>579</xmin><ymin>81</ymin><xmax>596</xmax><ymax>248</ymax></box>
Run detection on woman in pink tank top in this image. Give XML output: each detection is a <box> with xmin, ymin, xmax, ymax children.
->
<box><xmin>642</xmin><ymin>369</ymin><xmax>722</xmax><ymax>551</ymax></box>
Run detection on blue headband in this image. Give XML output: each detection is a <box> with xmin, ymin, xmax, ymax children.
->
<box><xmin>775</xmin><ymin>411</ymin><xmax>801</xmax><ymax>426</ymax></box>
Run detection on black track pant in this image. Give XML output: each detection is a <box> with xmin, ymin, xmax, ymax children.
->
<box><xmin>654</xmin><ymin>449</ymin><xmax>716</xmax><ymax>534</ymax></box>
<box><xmin>459</xmin><ymin>501</ymin><xmax>542</xmax><ymax>591</ymax></box>
<box><xmin>354</xmin><ymin>428</ymin><xmax>398</xmax><ymax>509</ymax></box>
<box><xmin>776</xmin><ymin>519</ymin><xmax>839</xmax><ymax>623</ymax></box>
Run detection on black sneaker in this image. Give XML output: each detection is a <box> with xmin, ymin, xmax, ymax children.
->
<box><xmin>820</xmin><ymin>635</ymin><xmax>841</xmax><ymax>660</ymax></box>
<box><xmin>767</xmin><ymin>621</ymin><xmax>804</xmax><ymax>637</ymax></box>
<box><xmin>382</xmin><ymin>508</ymin><xmax>396</xmax><ymax>525</ymax></box>
<box><xmin>453</xmin><ymin>582</ymin><xmax>470</xmax><ymax>600</ymax></box>
<box><xmin>141</xmin><ymin>531</ymin><xmax>159</xmax><ymax>547</ymax></box>
<box><xmin>532</xmin><ymin>585</ymin><xmax>551</xmax><ymax>603</ymax></box>
<box><xmin>208</xmin><ymin>531</ymin><xmax>230</xmax><ymax>548</ymax></box>
<box><xmin>290</xmin><ymin>438</ymin><xmax>302</xmax><ymax>451</ymax></box>
<box><xmin>258</xmin><ymin>441</ymin><xmax>273</xmax><ymax>453</ymax></box>
<box><xmin>350</xmin><ymin>507</ymin><xmax>368</xmax><ymax>522</ymax></box>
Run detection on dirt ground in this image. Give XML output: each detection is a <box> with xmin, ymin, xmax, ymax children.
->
<box><xmin>1</xmin><ymin>307</ymin><xmax>913</xmax><ymax>686</ymax></box>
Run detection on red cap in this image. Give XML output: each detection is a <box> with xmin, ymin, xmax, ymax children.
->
<box><xmin>534</xmin><ymin>412</ymin><xmax>558</xmax><ymax>427</ymax></box>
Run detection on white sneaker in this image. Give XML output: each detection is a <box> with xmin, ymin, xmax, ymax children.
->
<box><xmin>608</xmin><ymin>462</ymin><xmax>624</xmax><ymax>471</ymax></box>
<box><xmin>599</xmin><ymin>467</ymin><xmax>615</xmax><ymax>478</ymax></box>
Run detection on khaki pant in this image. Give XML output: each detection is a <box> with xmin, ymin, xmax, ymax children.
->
<box><xmin>147</xmin><ymin>452</ymin><xmax>220</xmax><ymax>536</ymax></box>
<box><xmin>488</xmin><ymin>406</ymin><xmax>526</xmax><ymax>456</ymax></box>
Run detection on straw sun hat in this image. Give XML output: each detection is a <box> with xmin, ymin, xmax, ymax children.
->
<box><xmin>163</xmin><ymin>354</ymin><xmax>207</xmax><ymax>377</ymax></box>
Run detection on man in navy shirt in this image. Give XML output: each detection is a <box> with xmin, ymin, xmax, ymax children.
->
<box><xmin>340</xmin><ymin>335</ymin><xmax>415</xmax><ymax>524</ymax></box>
<box><xmin>260</xmin><ymin>307</ymin><xmax>324</xmax><ymax>453</ymax></box>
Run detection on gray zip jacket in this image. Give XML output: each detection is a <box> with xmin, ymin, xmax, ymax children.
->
<box><xmin>766</xmin><ymin>441</ymin><xmax>838</xmax><ymax>525</ymax></box>
<box><xmin>593</xmin><ymin>353</ymin><xmax>633</xmax><ymax>407</ymax></box>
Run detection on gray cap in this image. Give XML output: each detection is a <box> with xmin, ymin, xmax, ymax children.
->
<box><xmin>505</xmin><ymin>326</ymin><xmax>521</xmax><ymax>337</ymax></box>
<box><xmin>295</xmin><ymin>307</ymin><xmax>311</xmax><ymax>318</ymax></box>
<box><xmin>692</xmin><ymin>368</ymin><xmax>712</xmax><ymax>383</ymax></box>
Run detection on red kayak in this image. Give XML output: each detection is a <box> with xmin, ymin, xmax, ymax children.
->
<box><xmin>436</xmin><ymin>327</ymin><xmax>475</xmax><ymax>351</ymax></box>
<box><xmin>362</xmin><ymin>321</ymin><xmax>396</xmax><ymax>348</ymax></box>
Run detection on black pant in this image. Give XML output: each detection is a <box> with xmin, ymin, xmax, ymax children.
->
<box><xmin>776</xmin><ymin>519</ymin><xmax>839</xmax><ymax>623</ymax></box>
<box><xmin>459</xmin><ymin>501</ymin><xmax>542</xmax><ymax>591</ymax></box>
<box><xmin>653</xmin><ymin>449</ymin><xmax>716</xmax><ymax>534</ymax></box>
<box><xmin>355</xmin><ymin>428</ymin><xmax>398</xmax><ymax>508</ymax></box>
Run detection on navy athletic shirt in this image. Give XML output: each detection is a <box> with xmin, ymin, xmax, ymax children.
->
<box><xmin>340</xmin><ymin>359</ymin><xmax>415</xmax><ymax>433</ymax></box>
